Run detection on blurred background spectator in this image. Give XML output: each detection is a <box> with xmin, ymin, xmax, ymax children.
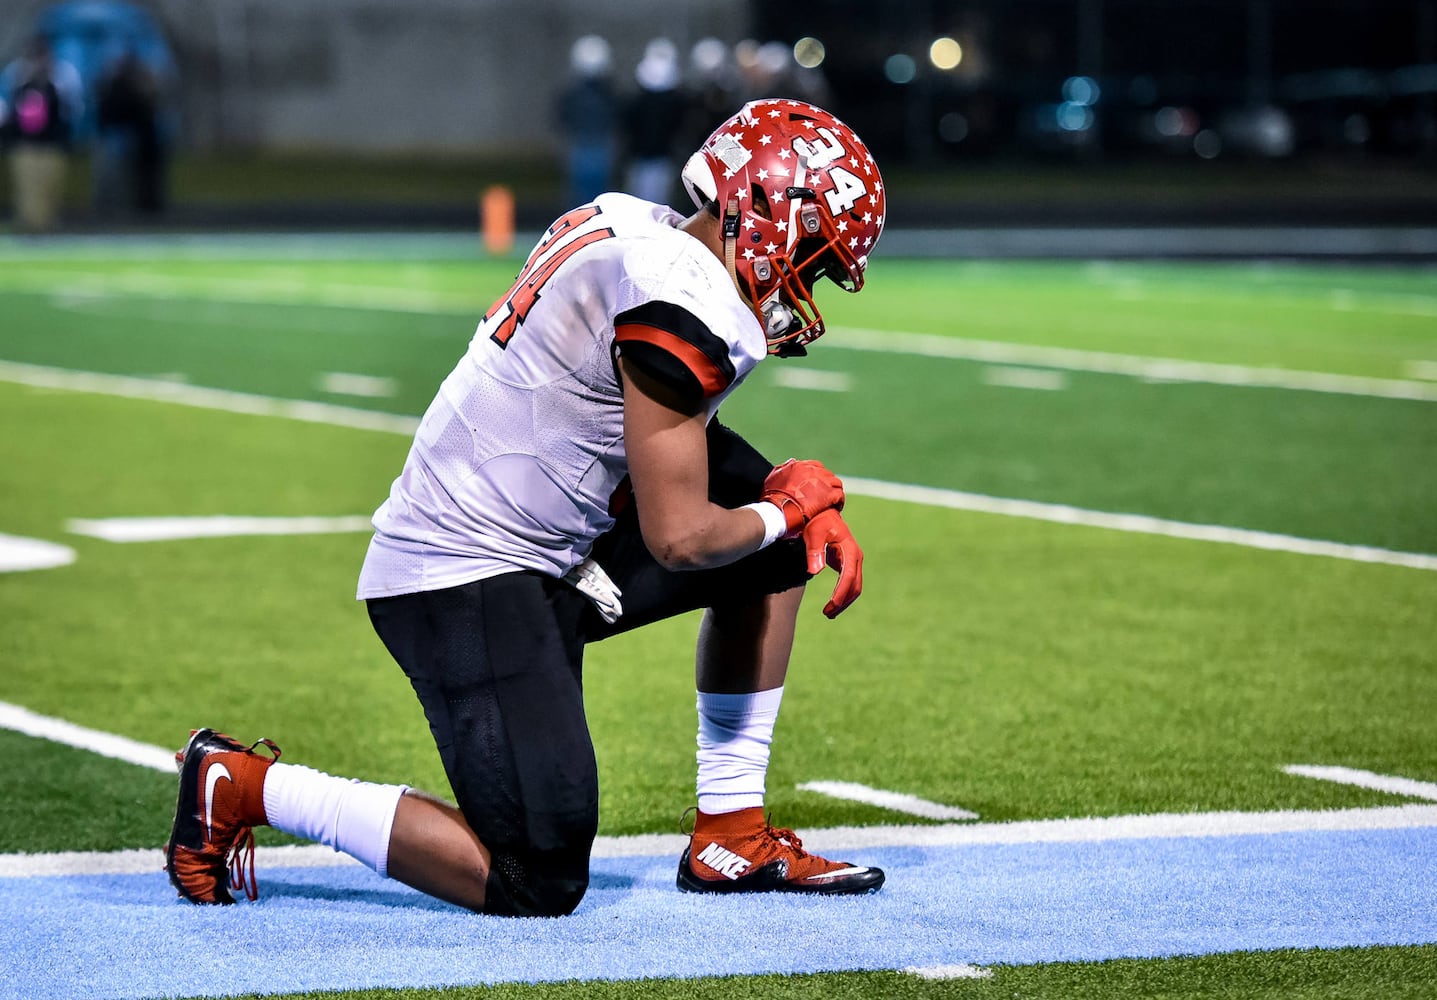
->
<box><xmin>682</xmin><ymin>36</ymin><xmax>742</xmax><ymax>152</ymax></box>
<box><xmin>1</xmin><ymin>34</ymin><xmax>82</xmax><ymax>231</ymax></box>
<box><xmin>95</xmin><ymin>47</ymin><xmax>165</xmax><ymax>216</ymax></box>
<box><xmin>555</xmin><ymin>35</ymin><xmax>618</xmax><ymax>207</ymax></box>
<box><xmin>623</xmin><ymin>38</ymin><xmax>688</xmax><ymax>207</ymax></box>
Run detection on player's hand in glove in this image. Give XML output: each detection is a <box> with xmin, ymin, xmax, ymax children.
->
<box><xmin>802</xmin><ymin>508</ymin><xmax>863</xmax><ymax>618</ymax></box>
<box><xmin>760</xmin><ymin>458</ymin><xmax>844</xmax><ymax>534</ymax></box>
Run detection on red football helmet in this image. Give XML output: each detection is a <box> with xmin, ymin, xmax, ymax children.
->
<box><xmin>681</xmin><ymin>99</ymin><xmax>885</xmax><ymax>355</ymax></box>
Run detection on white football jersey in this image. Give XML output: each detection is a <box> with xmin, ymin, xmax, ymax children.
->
<box><xmin>358</xmin><ymin>194</ymin><xmax>768</xmax><ymax>598</ymax></box>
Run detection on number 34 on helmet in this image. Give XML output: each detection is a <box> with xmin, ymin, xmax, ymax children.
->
<box><xmin>681</xmin><ymin>99</ymin><xmax>886</xmax><ymax>356</ymax></box>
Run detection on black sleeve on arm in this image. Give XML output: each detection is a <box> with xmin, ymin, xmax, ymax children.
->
<box><xmin>705</xmin><ymin>417</ymin><xmax>775</xmax><ymax>507</ymax></box>
<box><xmin>614</xmin><ymin>300</ymin><xmax>737</xmax><ymax>405</ymax></box>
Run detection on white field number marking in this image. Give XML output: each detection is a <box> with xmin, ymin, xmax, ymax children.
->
<box><xmin>798</xmin><ymin>780</ymin><xmax>979</xmax><ymax>821</ymax></box>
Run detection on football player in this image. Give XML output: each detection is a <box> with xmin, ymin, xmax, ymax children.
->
<box><xmin>166</xmin><ymin>99</ymin><xmax>888</xmax><ymax>915</ymax></box>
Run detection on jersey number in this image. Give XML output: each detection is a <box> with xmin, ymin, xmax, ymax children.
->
<box><xmin>486</xmin><ymin>205</ymin><xmax>616</xmax><ymax>348</ymax></box>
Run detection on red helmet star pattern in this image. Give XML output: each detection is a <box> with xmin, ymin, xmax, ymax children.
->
<box><xmin>681</xmin><ymin>99</ymin><xmax>885</xmax><ymax>354</ymax></box>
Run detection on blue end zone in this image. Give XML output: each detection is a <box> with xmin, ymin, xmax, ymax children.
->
<box><xmin>4</xmin><ymin>827</ymin><xmax>1436</xmax><ymax>999</ymax></box>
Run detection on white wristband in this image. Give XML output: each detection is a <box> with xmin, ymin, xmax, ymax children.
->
<box><xmin>743</xmin><ymin>501</ymin><xmax>789</xmax><ymax>549</ymax></box>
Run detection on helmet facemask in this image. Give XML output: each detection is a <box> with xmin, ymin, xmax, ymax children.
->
<box><xmin>728</xmin><ymin>187</ymin><xmax>865</xmax><ymax>357</ymax></box>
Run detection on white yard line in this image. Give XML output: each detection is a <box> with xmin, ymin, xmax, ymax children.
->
<box><xmin>797</xmin><ymin>780</ymin><xmax>979</xmax><ymax>821</ymax></box>
<box><xmin>3</xmin><ymin>361</ymin><xmax>1434</xmax><ymax>573</ymax></box>
<box><xmin>5</xmin><ymin>803</ymin><xmax>1437</xmax><ymax>878</ymax></box>
<box><xmin>827</xmin><ymin>327</ymin><xmax>1437</xmax><ymax>402</ymax></box>
<box><xmin>67</xmin><ymin>515</ymin><xmax>374</xmax><ymax>543</ymax></box>
<box><xmin>0</xmin><ymin>701</ymin><xmax>175</xmax><ymax>773</ymax></box>
<box><xmin>1284</xmin><ymin>765</ymin><xmax>1437</xmax><ymax>801</ymax></box>
<box><xmin>844</xmin><ymin>477</ymin><xmax>1437</xmax><ymax>573</ymax></box>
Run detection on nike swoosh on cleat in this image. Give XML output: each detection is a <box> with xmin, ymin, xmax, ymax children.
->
<box><xmin>203</xmin><ymin>761</ymin><xmax>231</xmax><ymax>842</ymax></box>
<box><xmin>804</xmin><ymin>866</ymin><xmax>871</xmax><ymax>879</ymax></box>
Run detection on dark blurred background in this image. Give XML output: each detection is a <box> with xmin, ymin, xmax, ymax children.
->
<box><xmin>2</xmin><ymin>0</ymin><xmax>1435</xmax><ymax>234</ymax></box>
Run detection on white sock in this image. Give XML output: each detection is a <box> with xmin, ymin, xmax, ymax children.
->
<box><xmin>695</xmin><ymin>686</ymin><xmax>784</xmax><ymax>814</ymax></box>
<box><xmin>262</xmin><ymin>762</ymin><xmax>408</xmax><ymax>878</ymax></box>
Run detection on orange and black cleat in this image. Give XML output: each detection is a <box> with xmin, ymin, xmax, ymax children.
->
<box><xmin>164</xmin><ymin>728</ymin><xmax>280</xmax><ymax>904</ymax></box>
<box><xmin>676</xmin><ymin>806</ymin><xmax>885</xmax><ymax>895</ymax></box>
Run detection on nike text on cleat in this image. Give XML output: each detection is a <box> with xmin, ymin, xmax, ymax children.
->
<box><xmin>163</xmin><ymin>728</ymin><xmax>280</xmax><ymax>905</ymax></box>
<box><xmin>676</xmin><ymin>806</ymin><xmax>885</xmax><ymax>895</ymax></box>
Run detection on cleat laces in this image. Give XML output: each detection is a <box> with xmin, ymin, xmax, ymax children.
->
<box><xmin>228</xmin><ymin>827</ymin><xmax>259</xmax><ymax>901</ymax></box>
<box><xmin>224</xmin><ymin>738</ymin><xmax>281</xmax><ymax>902</ymax></box>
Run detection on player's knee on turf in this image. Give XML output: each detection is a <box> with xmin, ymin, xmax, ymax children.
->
<box><xmin>482</xmin><ymin>848</ymin><xmax>590</xmax><ymax>917</ymax></box>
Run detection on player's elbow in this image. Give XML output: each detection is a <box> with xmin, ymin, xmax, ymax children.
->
<box><xmin>639</xmin><ymin>520</ymin><xmax>715</xmax><ymax>572</ymax></box>
<box><xmin>645</xmin><ymin>531</ymin><xmax>710</xmax><ymax>572</ymax></box>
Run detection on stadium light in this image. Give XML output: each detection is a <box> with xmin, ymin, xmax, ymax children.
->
<box><xmin>929</xmin><ymin>36</ymin><xmax>962</xmax><ymax>71</ymax></box>
<box><xmin>794</xmin><ymin>36</ymin><xmax>825</xmax><ymax>69</ymax></box>
<box><xmin>885</xmin><ymin>53</ymin><xmax>917</xmax><ymax>84</ymax></box>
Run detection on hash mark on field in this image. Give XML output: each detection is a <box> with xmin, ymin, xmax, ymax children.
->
<box><xmin>798</xmin><ymin>780</ymin><xmax>979</xmax><ymax>821</ymax></box>
<box><xmin>769</xmin><ymin>368</ymin><xmax>854</xmax><ymax>393</ymax></box>
<box><xmin>982</xmin><ymin>365</ymin><xmax>1068</xmax><ymax>391</ymax></box>
<box><xmin>1406</xmin><ymin>360</ymin><xmax>1437</xmax><ymax>381</ymax></box>
<box><xmin>318</xmin><ymin>372</ymin><xmax>397</xmax><ymax>398</ymax></box>
<box><xmin>1284</xmin><ymin>765</ymin><xmax>1437</xmax><ymax>802</ymax></box>
<box><xmin>0</xmin><ymin>702</ymin><xmax>174</xmax><ymax>772</ymax></box>
<box><xmin>905</xmin><ymin>964</ymin><xmax>994</xmax><ymax>980</ymax></box>
<box><xmin>0</xmin><ymin>533</ymin><xmax>75</xmax><ymax>573</ymax></box>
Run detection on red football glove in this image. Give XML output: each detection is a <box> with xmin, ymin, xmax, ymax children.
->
<box><xmin>760</xmin><ymin>459</ymin><xmax>844</xmax><ymax>535</ymax></box>
<box><xmin>801</xmin><ymin>508</ymin><xmax>863</xmax><ymax>619</ymax></box>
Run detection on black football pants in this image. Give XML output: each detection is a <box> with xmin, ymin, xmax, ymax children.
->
<box><xmin>365</xmin><ymin>420</ymin><xmax>809</xmax><ymax>916</ymax></box>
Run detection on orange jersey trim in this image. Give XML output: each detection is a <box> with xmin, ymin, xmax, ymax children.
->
<box><xmin>615</xmin><ymin>322</ymin><xmax>731</xmax><ymax>398</ymax></box>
